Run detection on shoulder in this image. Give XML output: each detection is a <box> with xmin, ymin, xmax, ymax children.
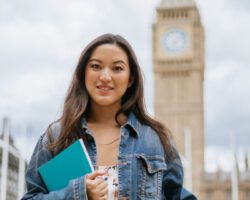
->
<box><xmin>126</xmin><ymin>113</ymin><xmax>161</xmax><ymax>141</ymax></box>
<box><xmin>130</xmin><ymin>115</ymin><xmax>182</xmax><ymax>165</ymax></box>
<box><xmin>135</xmin><ymin>123</ymin><xmax>166</xmax><ymax>156</ymax></box>
<box><xmin>126</xmin><ymin>113</ymin><xmax>163</xmax><ymax>147</ymax></box>
<box><xmin>139</xmin><ymin>124</ymin><xmax>161</xmax><ymax>142</ymax></box>
<box><xmin>41</xmin><ymin>121</ymin><xmax>61</xmax><ymax>146</ymax></box>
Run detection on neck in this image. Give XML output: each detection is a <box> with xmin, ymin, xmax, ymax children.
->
<box><xmin>88</xmin><ymin>103</ymin><xmax>125</xmax><ymax>125</ymax></box>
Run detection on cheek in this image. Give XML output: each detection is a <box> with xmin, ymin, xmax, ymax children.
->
<box><xmin>119</xmin><ymin>75</ymin><xmax>130</xmax><ymax>90</ymax></box>
<box><xmin>85</xmin><ymin>71</ymin><xmax>94</xmax><ymax>93</ymax></box>
<box><xmin>85</xmin><ymin>69</ymin><xmax>95</xmax><ymax>83</ymax></box>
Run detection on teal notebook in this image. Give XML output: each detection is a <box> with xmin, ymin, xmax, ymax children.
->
<box><xmin>38</xmin><ymin>139</ymin><xmax>94</xmax><ymax>191</ymax></box>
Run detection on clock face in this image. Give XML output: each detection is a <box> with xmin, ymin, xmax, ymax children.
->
<box><xmin>162</xmin><ymin>28</ymin><xmax>188</xmax><ymax>54</ymax></box>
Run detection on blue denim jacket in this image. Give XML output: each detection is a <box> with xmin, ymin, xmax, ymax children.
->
<box><xmin>22</xmin><ymin>113</ymin><xmax>197</xmax><ymax>200</ymax></box>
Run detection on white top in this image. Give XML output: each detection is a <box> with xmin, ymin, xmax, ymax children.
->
<box><xmin>98</xmin><ymin>165</ymin><xmax>119</xmax><ymax>200</ymax></box>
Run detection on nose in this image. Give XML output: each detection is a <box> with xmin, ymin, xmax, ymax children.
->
<box><xmin>99</xmin><ymin>68</ymin><xmax>112</xmax><ymax>82</ymax></box>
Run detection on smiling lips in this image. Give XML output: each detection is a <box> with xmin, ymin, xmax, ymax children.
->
<box><xmin>97</xmin><ymin>85</ymin><xmax>113</xmax><ymax>93</ymax></box>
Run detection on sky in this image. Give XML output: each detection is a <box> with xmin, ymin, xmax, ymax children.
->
<box><xmin>0</xmin><ymin>0</ymin><xmax>250</xmax><ymax>172</ymax></box>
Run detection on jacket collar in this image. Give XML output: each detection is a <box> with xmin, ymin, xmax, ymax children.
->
<box><xmin>123</xmin><ymin>112</ymin><xmax>141</xmax><ymax>137</ymax></box>
<box><xmin>80</xmin><ymin>112</ymin><xmax>142</xmax><ymax>137</ymax></box>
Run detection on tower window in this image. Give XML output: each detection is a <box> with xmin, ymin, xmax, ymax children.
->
<box><xmin>161</xmin><ymin>10</ymin><xmax>188</xmax><ymax>19</ymax></box>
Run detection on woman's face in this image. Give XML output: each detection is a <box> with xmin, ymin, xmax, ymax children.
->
<box><xmin>85</xmin><ymin>44</ymin><xmax>130</xmax><ymax>108</ymax></box>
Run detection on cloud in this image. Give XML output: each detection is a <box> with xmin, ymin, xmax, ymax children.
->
<box><xmin>196</xmin><ymin>0</ymin><xmax>250</xmax><ymax>147</ymax></box>
<box><xmin>227</xmin><ymin>0</ymin><xmax>250</xmax><ymax>13</ymax></box>
<box><xmin>205</xmin><ymin>58</ymin><xmax>250</xmax><ymax>145</ymax></box>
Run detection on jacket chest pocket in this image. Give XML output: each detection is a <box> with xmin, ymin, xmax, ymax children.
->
<box><xmin>136</xmin><ymin>155</ymin><xmax>167</xmax><ymax>199</ymax></box>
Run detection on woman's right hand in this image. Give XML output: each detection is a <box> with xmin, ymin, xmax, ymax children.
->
<box><xmin>86</xmin><ymin>170</ymin><xmax>108</xmax><ymax>200</ymax></box>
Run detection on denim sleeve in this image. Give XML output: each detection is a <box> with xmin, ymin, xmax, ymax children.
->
<box><xmin>162</xmin><ymin>140</ymin><xmax>184</xmax><ymax>200</ymax></box>
<box><xmin>21</xmin><ymin>135</ymin><xmax>89</xmax><ymax>200</ymax></box>
<box><xmin>180</xmin><ymin>188</ymin><xmax>197</xmax><ymax>200</ymax></box>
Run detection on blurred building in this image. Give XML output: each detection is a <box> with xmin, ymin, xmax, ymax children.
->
<box><xmin>203</xmin><ymin>161</ymin><xmax>250</xmax><ymax>200</ymax></box>
<box><xmin>0</xmin><ymin>118</ymin><xmax>26</xmax><ymax>200</ymax></box>
<box><xmin>153</xmin><ymin>0</ymin><xmax>250</xmax><ymax>199</ymax></box>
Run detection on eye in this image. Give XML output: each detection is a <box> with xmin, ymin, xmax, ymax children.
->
<box><xmin>90</xmin><ymin>64</ymin><xmax>101</xmax><ymax>70</ymax></box>
<box><xmin>113</xmin><ymin>66</ymin><xmax>124</xmax><ymax>72</ymax></box>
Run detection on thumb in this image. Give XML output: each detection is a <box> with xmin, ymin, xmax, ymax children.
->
<box><xmin>86</xmin><ymin>170</ymin><xmax>106</xmax><ymax>180</ymax></box>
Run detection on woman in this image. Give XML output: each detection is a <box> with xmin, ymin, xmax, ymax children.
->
<box><xmin>22</xmin><ymin>34</ymin><xmax>196</xmax><ymax>200</ymax></box>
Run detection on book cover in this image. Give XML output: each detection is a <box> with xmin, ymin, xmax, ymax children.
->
<box><xmin>38</xmin><ymin>138</ymin><xmax>94</xmax><ymax>191</ymax></box>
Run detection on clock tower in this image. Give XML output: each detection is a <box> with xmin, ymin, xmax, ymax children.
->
<box><xmin>153</xmin><ymin>0</ymin><xmax>205</xmax><ymax>198</ymax></box>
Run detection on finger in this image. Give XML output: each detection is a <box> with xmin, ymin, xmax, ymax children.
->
<box><xmin>97</xmin><ymin>180</ymin><xmax>108</xmax><ymax>192</ymax></box>
<box><xmin>99</xmin><ymin>191</ymin><xmax>108</xmax><ymax>199</ymax></box>
<box><xmin>88</xmin><ymin>179</ymin><xmax>108</xmax><ymax>195</ymax></box>
<box><xmin>100</xmin><ymin>195</ymin><xmax>108</xmax><ymax>200</ymax></box>
<box><xmin>92</xmin><ymin>177</ymin><xmax>108</xmax><ymax>190</ymax></box>
<box><xmin>87</xmin><ymin>176</ymin><xmax>107</xmax><ymax>190</ymax></box>
<box><xmin>99</xmin><ymin>185</ymin><xmax>109</xmax><ymax>197</ymax></box>
<box><xmin>86</xmin><ymin>170</ymin><xmax>106</xmax><ymax>180</ymax></box>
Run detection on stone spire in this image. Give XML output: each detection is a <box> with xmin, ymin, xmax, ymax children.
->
<box><xmin>159</xmin><ymin>0</ymin><xmax>196</xmax><ymax>8</ymax></box>
<box><xmin>1</xmin><ymin>117</ymin><xmax>10</xmax><ymax>140</ymax></box>
<box><xmin>245</xmin><ymin>152</ymin><xmax>249</xmax><ymax>170</ymax></box>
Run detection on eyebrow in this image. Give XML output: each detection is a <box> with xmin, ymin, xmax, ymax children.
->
<box><xmin>88</xmin><ymin>58</ymin><xmax>126</xmax><ymax>65</ymax></box>
<box><xmin>88</xmin><ymin>58</ymin><xmax>102</xmax><ymax>63</ymax></box>
<box><xmin>113</xmin><ymin>60</ymin><xmax>126</xmax><ymax>65</ymax></box>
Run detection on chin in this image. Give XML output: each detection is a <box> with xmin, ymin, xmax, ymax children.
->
<box><xmin>96</xmin><ymin>102</ymin><xmax>118</xmax><ymax>107</ymax></box>
<box><xmin>92</xmin><ymin>98</ymin><xmax>121</xmax><ymax>107</ymax></box>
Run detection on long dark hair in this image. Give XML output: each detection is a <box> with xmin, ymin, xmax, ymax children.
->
<box><xmin>47</xmin><ymin>33</ymin><xmax>173</xmax><ymax>156</ymax></box>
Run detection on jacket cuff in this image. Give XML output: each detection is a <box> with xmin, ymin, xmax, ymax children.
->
<box><xmin>70</xmin><ymin>176</ymin><xmax>88</xmax><ymax>200</ymax></box>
